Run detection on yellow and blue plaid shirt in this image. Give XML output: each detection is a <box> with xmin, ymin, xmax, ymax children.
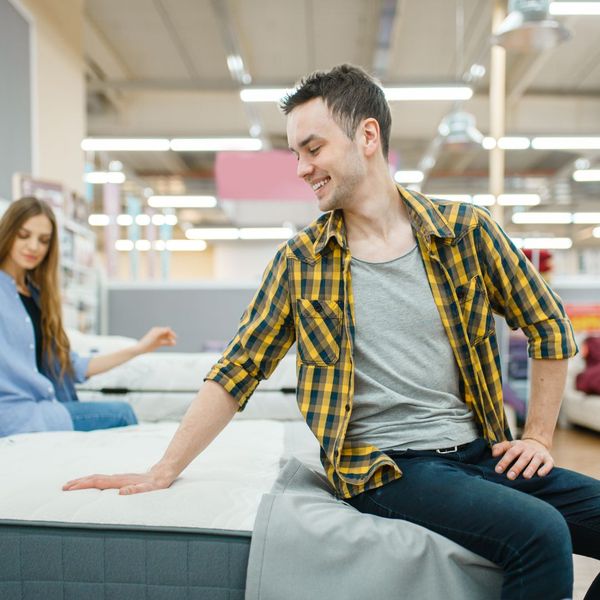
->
<box><xmin>206</xmin><ymin>186</ymin><xmax>578</xmax><ymax>499</ymax></box>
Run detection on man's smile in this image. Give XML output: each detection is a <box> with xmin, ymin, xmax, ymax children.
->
<box><xmin>311</xmin><ymin>176</ymin><xmax>331</xmax><ymax>193</ymax></box>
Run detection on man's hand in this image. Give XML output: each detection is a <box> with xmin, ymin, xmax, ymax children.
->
<box><xmin>491</xmin><ymin>438</ymin><xmax>555</xmax><ymax>480</ymax></box>
<box><xmin>135</xmin><ymin>326</ymin><xmax>177</xmax><ymax>355</ymax></box>
<box><xmin>62</xmin><ymin>466</ymin><xmax>176</xmax><ymax>495</ymax></box>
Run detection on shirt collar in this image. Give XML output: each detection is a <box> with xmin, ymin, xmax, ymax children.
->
<box><xmin>313</xmin><ymin>184</ymin><xmax>455</xmax><ymax>257</ymax></box>
<box><xmin>0</xmin><ymin>269</ymin><xmax>16</xmax><ymax>288</ymax></box>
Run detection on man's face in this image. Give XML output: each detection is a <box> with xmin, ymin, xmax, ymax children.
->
<box><xmin>286</xmin><ymin>98</ymin><xmax>366</xmax><ymax>212</ymax></box>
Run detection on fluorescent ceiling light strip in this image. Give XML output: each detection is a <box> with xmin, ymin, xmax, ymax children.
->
<box><xmin>497</xmin><ymin>137</ymin><xmax>530</xmax><ymax>150</ymax></box>
<box><xmin>135</xmin><ymin>214</ymin><xmax>151</xmax><ymax>226</ymax></box>
<box><xmin>573</xmin><ymin>212</ymin><xmax>600</xmax><ymax>223</ymax></box>
<box><xmin>472</xmin><ymin>194</ymin><xmax>496</xmax><ymax>206</ymax></box>
<box><xmin>115</xmin><ymin>240</ymin><xmax>134</xmax><ymax>251</ymax></box>
<box><xmin>482</xmin><ymin>137</ymin><xmax>496</xmax><ymax>150</ymax></box>
<box><xmin>573</xmin><ymin>169</ymin><xmax>600</xmax><ymax>182</ymax></box>
<box><xmin>522</xmin><ymin>238</ymin><xmax>573</xmax><ymax>250</ymax></box>
<box><xmin>116</xmin><ymin>239</ymin><xmax>207</xmax><ymax>251</ymax></box>
<box><xmin>150</xmin><ymin>214</ymin><xmax>177</xmax><ymax>226</ymax></box>
<box><xmin>497</xmin><ymin>194</ymin><xmax>541</xmax><ymax>206</ymax></box>
<box><xmin>433</xmin><ymin>194</ymin><xmax>472</xmax><ymax>202</ymax></box>
<box><xmin>550</xmin><ymin>2</ymin><xmax>600</xmax><ymax>15</ymax></box>
<box><xmin>384</xmin><ymin>86</ymin><xmax>472</xmax><ymax>101</ymax></box>
<box><xmin>394</xmin><ymin>170</ymin><xmax>424</xmax><ymax>184</ymax></box>
<box><xmin>148</xmin><ymin>195</ymin><xmax>217</xmax><ymax>208</ymax></box>
<box><xmin>239</xmin><ymin>227</ymin><xmax>294</xmax><ymax>240</ymax></box>
<box><xmin>531</xmin><ymin>137</ymin><xmax>600</xmax><ymax>150</ymax></box>
<box><xmin>186</xmin><ymin>228</ymin><xmax>240</xmax><ymax>240</ymax></box>
<box><xmin>135</xmin><ymin>240</ymin><xmax>151</xmax><ymax>251</ymax></box>
<box><xmin>512</xmin><ymin>212</ymin><xmax>571</xmax><ymax>224</ymax></box>
<box><xmin>116</xmin><ymin>215</ymin><xmax>133</xmax><ymax>226</ymax></box>
<box><xmin>81</xmin><ymin>138</ymin><xmax>170</xmax><ymax>151</ymax></box>
<box><xmin>170</xmin><ymin>138</ymin><xmax>263</xmax><ymax>151</ymax></box>
<box><xmin>88</xmin><ymin>214</ymin><xmax>110</xmax><ymax>226</ymax></box>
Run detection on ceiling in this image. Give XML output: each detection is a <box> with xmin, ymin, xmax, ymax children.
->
<box><xmin>83</xmin><ymin>0</ymin><xmax>600</xmax><ymax>238</ymax></box>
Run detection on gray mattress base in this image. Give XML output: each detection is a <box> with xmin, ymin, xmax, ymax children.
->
<box><xmin>0</xmin><ymin>519</ymin><xmax>250</xmax><ymax>600</ymax></box>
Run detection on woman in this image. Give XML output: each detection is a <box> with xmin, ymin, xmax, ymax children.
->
<box><xmin>0</xmin><ymin>196</ymin><xmax>176</xmax><ymax>437</ymax></box>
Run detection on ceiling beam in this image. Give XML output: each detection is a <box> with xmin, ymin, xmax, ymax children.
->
<box><xmin>152</xmin><ymin>0</ymin><xmax>200</xmax><ymax>79</ymax></box>
<box><xmin>84</xmin><ymin>16</ymin><xmax>131</xmax><ymax>80</ymax></box>
<box><xmin>372</xmin><ymin>0</ymin><xmax>403</xmax><ymax>80</ymax></box>
<box><xmin>209</xmin><ymin>0</ymin><xmax>266</xmax><ymax>143</ymax></box>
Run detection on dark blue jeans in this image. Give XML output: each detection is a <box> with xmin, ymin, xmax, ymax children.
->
<box><xmin>347</xmin><ymin>438</ymin><xmax>600</xmax><ymax>600</ymax></box>
<box><xmin>63</xmin><ymin>401</ymin><xmax>138</xmax><ymax>432</ymax></box>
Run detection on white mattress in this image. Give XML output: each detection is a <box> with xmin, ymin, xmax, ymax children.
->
<box><xmin>78</xmin><ymin>352</ymin><xmax>298</xmax><ymax>394</ymax></box>
<box><xmin>0</xmin><ymin>420</ymin><xmax>319</xmax><ymax>533</ymax></box>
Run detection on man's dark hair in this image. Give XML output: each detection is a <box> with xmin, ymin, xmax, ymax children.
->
<box><xmin>280</xmin><ymin>64</ymin><xmax>392</xmax><ymax>159</ymax></box>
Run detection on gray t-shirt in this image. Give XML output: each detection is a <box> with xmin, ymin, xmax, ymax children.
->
<box><xmin>346</xmin><ymin>245</ymin><xmax>479</xmax><ymax>451</ymax></box>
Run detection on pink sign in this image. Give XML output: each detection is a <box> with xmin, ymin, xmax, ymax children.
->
<box><xmin>215</xmin><ymin>151</ymin><xmax>314</xmax><ymax>201</ymax></box>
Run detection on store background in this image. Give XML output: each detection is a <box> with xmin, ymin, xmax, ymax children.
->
<box><xmin>1</xmin><ymin>0</ymin><xmax>600</xmax><ymax>595</ymax></box>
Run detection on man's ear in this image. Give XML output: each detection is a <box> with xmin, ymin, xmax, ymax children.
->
<box><xmin>361</xmin><ymin>118</ymin><xmax>381</xmax><ymax>158</ymax></box>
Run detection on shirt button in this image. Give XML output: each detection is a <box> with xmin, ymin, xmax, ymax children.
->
<box><xmin>29</xmin><ymin>344</ymin><xmax>34</xmax><ymax>350</ymax></box>
<box><xmin>345</xmin><ymin>404</ymin><xmax>350</xmax><ymax>412</ymax></box>
<box><xmin>25</xmin><ymin>317</ymin><xmax>30</xmax><ymax>323</ymax></box>
<box><xmin>47</xmin><ymin>386</ymin><xmax>53</xmax><ymax>393</ymax></box>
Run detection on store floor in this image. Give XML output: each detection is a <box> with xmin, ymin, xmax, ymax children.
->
<box><xmin>553</xmin><ymin>426</ymin><xmax>600</xmax><ymax>599</ymax></box>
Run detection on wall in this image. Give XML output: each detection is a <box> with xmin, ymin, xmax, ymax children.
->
<box><xmin>17</xmin><ymin>0</ymin><xmax>86</xmax><ymax>195</ymax></box>
<box><xmin>0</xmin><ymin>0</ymin><xmax>31</xmax><ymax>201</ymax></box>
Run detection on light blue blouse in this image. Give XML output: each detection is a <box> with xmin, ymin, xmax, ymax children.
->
<box><xmin>0</xmin><ymin>270</ymin><xmax>90</xmax><ymax>436</ymax></box>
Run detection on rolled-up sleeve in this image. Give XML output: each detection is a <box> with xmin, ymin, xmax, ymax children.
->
<box><xmin>205</xmin><ymin>244</ymin><xmax>295</xmax><ymax>410</ymax></box>
<box><xmin>70</xmin><ymin>351</ymin><xmax>91</xmax><ymax>383</ymax></box>
<box><xmin>475</xmin><ymin>206</ymin><xmax>578</xmax><ymax>360</ymax></box>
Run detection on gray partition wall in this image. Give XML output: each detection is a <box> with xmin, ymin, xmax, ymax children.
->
<box><xmin>0</xmin><ymin>0</ymin><xmax>31</xmax><ymax>201</ymax></box>
<box><xmin>107</xmin><ymin>283</ymin><xmax>260</xmax><ymax>353</ymax></box>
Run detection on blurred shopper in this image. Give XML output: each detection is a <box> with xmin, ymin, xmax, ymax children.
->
<box><xmin>64</xmin><ymin>66</ymin><xmax>599</xmax><ymax>599</ymax></box>
<box><xmin>0</xmin><ymin>196</ymin><xmax>176</xmax><ymax>436</ymax></box>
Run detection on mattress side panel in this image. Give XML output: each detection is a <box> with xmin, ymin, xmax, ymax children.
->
<box><xmin>0</xmin><ymin>522</ymin><xmax>250</xmax><ymax>598</ymax></box>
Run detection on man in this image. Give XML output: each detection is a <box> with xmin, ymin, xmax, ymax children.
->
<box><xmin>65</xmin><ymin>65</ymin><xmax>600</xmax><ymax>599</ymax></box>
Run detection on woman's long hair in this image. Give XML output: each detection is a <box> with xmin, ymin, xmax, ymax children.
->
<box><xmin>0</xmin><ymin>197</ymin><xmax>73</xmax><ymax>378</ymax></box>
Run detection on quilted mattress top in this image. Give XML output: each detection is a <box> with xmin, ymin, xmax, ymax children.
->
<box><xmin>0</xmin><ymin>420</ymin><xmax>293</xmax><ymax>533</ymax></box>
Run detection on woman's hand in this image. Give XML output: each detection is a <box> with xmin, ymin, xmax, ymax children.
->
<box><xmin>135</xmin><ymin>326</ymin><xmax>177</xmax><ymax>355</ymax></box>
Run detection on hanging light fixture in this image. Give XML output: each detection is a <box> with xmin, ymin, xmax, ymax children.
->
<box><xmin>438</xmin><ymin>110</ymin><xmax>485</xmax><ymax>151</ymax></box>
<box><xmin>492</xmin><ymin>0</ymin><xmax>571</xmax><ymax>52</ymax></box>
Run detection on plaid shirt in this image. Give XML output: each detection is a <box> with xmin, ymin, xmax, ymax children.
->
<box><xmin>206</xmin><ymin>186</ymin><xmax>578</xmax><ymax>499</ymax></box>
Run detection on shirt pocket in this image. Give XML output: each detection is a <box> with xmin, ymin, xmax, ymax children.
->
<box><xmin>296</xmin><ymin>299</ymin><xmax>343</xmax><ymax>366</ymax></box>
<box><xmin>456</xmin><ymin>275</ymin><xmax>495</xmax><ymax>346</ymax></box>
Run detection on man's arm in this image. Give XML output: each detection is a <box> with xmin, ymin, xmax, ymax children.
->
<box><xmin>63</xmin><ymin>380</ymin><xmax>238</xmax><ymax>494</ymax></box>
<box><xmin>473</xmin><ymin>205</ymin><xmax>577</xmax><ymax>479</ymax></box>
<box><xmin>64</xmin><ymin>245</ymin><xmax>294</xmax><ymax>494</ymax></box>
<box><xmin>492</xmin><ymin>358</ymin><xmax>568</xmax><ymax>479</ymax></box>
